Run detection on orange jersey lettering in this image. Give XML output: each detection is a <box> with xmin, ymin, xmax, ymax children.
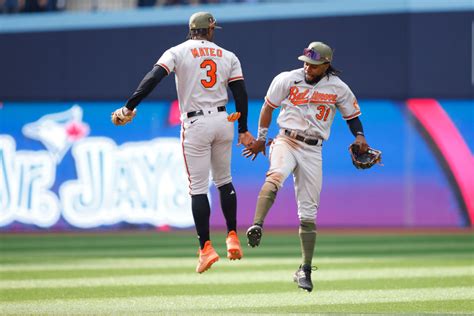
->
<box><xmin>190</xmin><ymin>47</ymin><xmax>223</xmax><ymax>58</ymax></box>
<box><xmin>288</xmin><ymin>87</ymin><xmax>336</xmax><ymax>106</ymax></box>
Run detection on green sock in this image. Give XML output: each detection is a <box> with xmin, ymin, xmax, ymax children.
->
<box><xmin>299</xmin><ymin>221</ymin><xmax>316</xmax><ymax>266</ymax></box>
<box><xmin>253</xmin><ymin>181</ymin><xmax>278</xmax><ymax>225</ymax></box>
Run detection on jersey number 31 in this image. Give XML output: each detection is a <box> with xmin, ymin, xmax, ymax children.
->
<box><xmin>316</xmin><ymin>105</ymin><xmax>331</xmax><ymax>121</ymax></box>
<box><xmin>200</xmin><ymin>60</ymin><xmax>217</xmax><ymax>88</ymax></box>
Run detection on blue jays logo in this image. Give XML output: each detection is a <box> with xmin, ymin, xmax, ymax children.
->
<box><xmin>22</xmin><ymin>105</ymin><xmax>89</xmax><ymax>163</ymax></box>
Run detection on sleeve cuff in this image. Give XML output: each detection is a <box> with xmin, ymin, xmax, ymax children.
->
<box><xmin>343</xmin><ymin>111</ymin><xmax>361</xmax><ymax>120</ymax></box>
<box><xmin>228</xmin><ymin>76</ymin><xmax>244</xmax><ymax>83</ymax></box>
<box><xmin>157</xmin><ymin>63</ymin><xmax>171</xmax><ymax>75</ymax></box>
<box><xmin>265</xmin><ymin>97</ymin><xmax>279</xmax><ymax>109</ymax></box>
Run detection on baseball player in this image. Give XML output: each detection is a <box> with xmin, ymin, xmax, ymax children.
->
<box><xmin>111</xmin><ymin>12</ymin><xmax>254</xmax><ymax>273</ymax></box>
<box><xmin>243</xmin><ymin>42</ymin><xmax>369</xmax><ymax>292</ymax></box>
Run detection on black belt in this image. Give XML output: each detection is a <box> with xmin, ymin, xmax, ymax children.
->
<box><xmin>187</xmin><ymin>106</ymin><xmax>226</xmax><ymax>118</ymax></box>
<box><xmin>284</xmin><ymin>129</ymin><xmax>323</xmax><ymax>146</ymax></box>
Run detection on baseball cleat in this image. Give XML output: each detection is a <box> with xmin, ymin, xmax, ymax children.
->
<box><xmin>293</xmin><ymin>264</ymin><xmax>316</xmax><ymax>292</ymax></box>
<box><xmin>196</xmin><ymin>241</ymin><xmax>219</xmax><ymax>273</ymax></box>
<box><xmin>246</xmin><ymin>225</ymin><xmax>263</xmax><ymax>247</ymax></box>
<box><xmin>226</xmin><ymin>230</ymin><xmax>243</xmax><ymax>260</ymax></box>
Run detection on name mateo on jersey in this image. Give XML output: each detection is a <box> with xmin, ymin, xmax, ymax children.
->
<box><xmin>289</xmin><ymin>86</ymin><xmax>337</xmax><ymax>106</ymax></box>
<box><xmin>190</xmin><ymin>47</ymin><xmax>223</xmax><ymax>58</ymax></box>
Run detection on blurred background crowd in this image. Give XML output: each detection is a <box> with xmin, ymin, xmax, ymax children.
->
<box><xmin>0</xmin><ymin>0</ymin><xmax>263</xmax><ymax>13</ymax></box>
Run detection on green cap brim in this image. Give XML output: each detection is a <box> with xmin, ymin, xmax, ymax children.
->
<box><xmin>298</xmin><ymin>55</ymin><xmax>326</xmax><ymax>65</ymax></box>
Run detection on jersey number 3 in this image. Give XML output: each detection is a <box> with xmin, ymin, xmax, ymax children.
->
<box><xmin>200</xmin><ymin>60</ymin><xmax>217</xmax><ymax>88</ymax></box>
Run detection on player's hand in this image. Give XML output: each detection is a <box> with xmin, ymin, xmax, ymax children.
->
<box><xmin>242</xmin><ymin>139</ymin><xmax>266</xmax><ymax>161</ymax></box>
<box><xmin>111</xmin><ymin>106</ymin><xmax>136</xmax><ymax>126</ymax></box>
<box><xmin>353</xmin><ymin>135</ymin><xmax>368</xmax><ymax>154</ymax></box>
<box><xmin>237</xmin><ymin>131</ymin><xmax>255</xmax><ymax>147</ymax></box>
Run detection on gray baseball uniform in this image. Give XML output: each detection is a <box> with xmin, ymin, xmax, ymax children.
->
<box><xmin>265</xmin><ymin>68</ymin><xmax>360</xmax><ymax>220</ymax></box>
<box><xmin>156</xmin><ymin>39</ymin><xmax>244</xmax><ymax>195</ymax></box>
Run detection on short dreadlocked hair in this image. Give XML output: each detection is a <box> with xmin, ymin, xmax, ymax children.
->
<box><xmin>326</xmin><ymin>64</ymin><xmax>342</xmax><ymax>78</ymax></box>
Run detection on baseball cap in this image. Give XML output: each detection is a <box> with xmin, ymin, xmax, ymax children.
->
<box><xmin>298</xmin><ymin>42</ymin><xmax>333</xmax><ymax>65</ymax></box>
<box><xmin>189</xmin><ymin>12</ymin><xmax>222</xmax><ymax>30</ymax></box>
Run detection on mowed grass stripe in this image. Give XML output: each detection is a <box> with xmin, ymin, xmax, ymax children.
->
<box><xmin>1</xmin><ymin>276</ymin><xmax>472</xmax><ymax>302</ymax></box>
<box><xmin>2</xmin><ymin>261</ymin><xmax>473</xmax><ymax>281</ymax></box>
<box><xmin>2</xmin><ymin>239</ymin><xmax>472</xmax><ymax>252</ymax></box>
<box><xmin>2</xmin><ymin>256</ymin><xmax>473</xmax><ymax>277</ymax></box>
<box><xmin>1</xmin><ymin>232</ymin><xmax>472</xmax><ymax>254</ymax></box>
<box><xmin>3</xmin><ymin>251</ymin><xmax>472</xmax><ymax>266</ymax></box>
<box><xmin>1</xmin><ymin>266</ymin><xmax>471</xmax><ymax>289</ymax></box>
<box><xmin>1</xmin><ymin>287</ymin><xmax>472</xmax><ymax>315</ymax></box>
<box><xmin>2</xmin><ymin>236</ymin><xmax>472</xmax><ymax>251</ymax></box>
<box><xmin>1</xmin><ymin>244</ymin><xmax>472</xmax><ymax>261</ymax></box>
<box><xmin>0</xmin><ymin>256</ymin><xmax>404</xmax><ymax>272</ymax></box>
<box><xmin>246</xmin><ymin>299</ymin><xmax>474</xmax><ymax>314</ymax></box>
<box><xmin>1</xmin><ymin>231</ymin><xmax>471</xmax><ymax>243</ymax></box>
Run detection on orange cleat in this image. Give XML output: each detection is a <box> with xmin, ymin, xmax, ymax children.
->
<box><xmin>196</xmin><ymin>241</ymin><xmax>219</xmax><ymax>273</ymax></box>
<box><xmin>226</xmin><ymin>230</ymin><xmax>243</xmax><ymax>260</ymax></box>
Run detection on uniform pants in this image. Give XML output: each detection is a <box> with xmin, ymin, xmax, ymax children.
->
<box><xmin>267</xmin><ymin>134</ymin><xmax>323</xmax><ymax>221</ymax></box>
<box><xmin>181</xmin><ymin>110</ymin><xmax>233</xmax><ymax>195</ymax></box>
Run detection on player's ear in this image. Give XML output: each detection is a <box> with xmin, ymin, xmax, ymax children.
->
<box><xmin>208</xmin><ymin>28</ymin><xmax>214</xmax><ymax>40</ymax></box>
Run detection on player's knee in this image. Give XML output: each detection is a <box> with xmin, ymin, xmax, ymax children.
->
<box><xmin>265</xmin><ymin>172</ymin><xmax>284</xmax><ymax>189</ymax></box>
<box><xmin>298</xmin><ymin>201</ymin><xmax>318</xmax><ymax>222</ymax></box>
<box><xmin>217</xmin><ymin>182</ymin><xmax>234</xmax><ymax>194</ymax></box>
<box><xmin>299</xmin><ymin>220</ymin><xmax>316</xmax><ymax>233</ymax></box>
<box><xmin>213</xmin><ymin>175</ymin><xmax>232</xmax><ymax>189</ymax></box>
<box><xmin>189</xmin><ymin>183</ymin><xmax>209</xmax><ymax>196</ymax></box>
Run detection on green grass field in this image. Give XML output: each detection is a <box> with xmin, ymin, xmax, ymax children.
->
<box><xmin>1</xmin><ymin>230</ymin><xmax>473</xmax><ymax>315</ymax></box>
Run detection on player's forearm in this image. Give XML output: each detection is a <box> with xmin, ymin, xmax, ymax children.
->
<box><xmin>228</xmin><ymin>80</ymin><xmax>248</xmax><ymax>133</ymax></box>
<box><xmin>257</xmin><ymin>103</ymin><xmax>274</xmax><ymax>141</ymax></box>
<box><xmin>259</xmin><ymin>103</ymin><xmax>274</xmax><ymax>128</ymax></box>
<box><xmin>346</xmin><ymin>116</ymin><xmax>364</xmax><ymax>137</ymax></box>
<box><xmin>125</xmin><ymin>65</ymin><xmax>168</xmax><ymax>111</ymax></box>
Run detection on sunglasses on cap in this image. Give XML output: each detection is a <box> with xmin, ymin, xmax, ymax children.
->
<box><xmin>302</xmin><ymin>48</ymin><xmax>330</xmax><ymax>63</ymax></box>
<box><xmin>303</xmin><ymin>48</ymin><xmax>321</xmax><ymax>60</ymax></box>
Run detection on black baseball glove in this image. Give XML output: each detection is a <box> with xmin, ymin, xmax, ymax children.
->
<box><xmin>349</xmin><ymin>143</ymin><xmax>382</xmax><ymax>169</ymax></box>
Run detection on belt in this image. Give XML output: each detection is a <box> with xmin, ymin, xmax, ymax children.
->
<box><xmin>283</xmin><ymin>129</ymin><xmax>323</xmax><ymax>146</ymax></box>
<box><xmin>186</xmin><ymin>106</ymin><xmax>226</xmax><ymax>118</ymax></box>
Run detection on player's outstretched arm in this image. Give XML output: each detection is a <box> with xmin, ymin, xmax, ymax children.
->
<box><xmin>229</xmin><ymin>79</ymin><xmax>255</xmax><ymax>146</ymax></box>
<box><xmin>111</xmin><ymin>65</ymin><xmax>168</xmax><ymax>126</ymax></box>
<box><xmin>243</xmin><ymin>102</ymin><xmax>274</xmax><ymax>160</ymax></box>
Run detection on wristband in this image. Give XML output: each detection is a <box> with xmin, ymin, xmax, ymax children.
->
<box><xmin>257</xmin><ymin>127</ymin><xmax>268</xmax><ymax>141</ymax></box>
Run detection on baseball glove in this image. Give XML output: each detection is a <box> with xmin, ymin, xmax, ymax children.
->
<box><xmin>111</xmin><ymin>107</ymin><xmax>136</xmax><ymax>126</ymax></box>
<box><xmin>349</xmin><ymin>143</ymin><xmax>382</xmax><ymax>169</ymax></box>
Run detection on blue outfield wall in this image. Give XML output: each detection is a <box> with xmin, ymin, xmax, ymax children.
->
<box><xmin>0</xmin><ymin>100</ymin><xmax>472</xmax><ymax>230</ymax></box>
<box><xmin>0</xmin><ymin>10</ymin><xmax>472</xmax><ymax>101</ymax></box>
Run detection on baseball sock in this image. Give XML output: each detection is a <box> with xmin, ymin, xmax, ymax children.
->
<box><xmin>253</xmin><ymin>181</ymin><xmax>278</xmax><ymax>226</ymax></box>
<box><xmin>299</xmin><ymin>221</ymin><xmax>316</xmax><ymax>266</ymax></box>
<box><xmin>218</xmin><ymin>182</ymin><xmax>237</xmax><ymax>233</ymax></box>
<box><xmin>191</xmin><ymin>194</ymin><xmax>211</xmax><ymax>249</ymax></box>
